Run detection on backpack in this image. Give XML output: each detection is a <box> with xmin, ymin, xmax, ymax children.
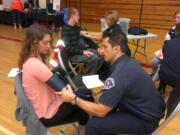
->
<box><xmin>128</xmin><ymin>26</ymin><xmax>148</xmax><ymax>35</ymax></box>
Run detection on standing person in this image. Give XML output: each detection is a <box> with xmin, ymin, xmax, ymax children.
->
<box><xmin>81</xmin><ymin>10</ymin><xmax>131</xmax><ymax>56</ymax></box>
<box><xmin>159</xmin><ymin>22</ymin><xmax>180</xmax><ymax>87</ymax></box>
<box><xmin>150</xmin><ymin>11</ymin><xmax>180</xmax><ymax>81</ymax></box>
<box><xmin>61</xmin><ymin>8</ymin><xmax>104</xmax><ymax>75</ymax></box>
<box><xmin>56</xmin><ymin>30</ymin><xmax>166</xmax><ymax>135</ymax></box>
<box><xmin>18</xmin><ymin>24</ymin><xmax>93</xmax><ymax>135</ymax></box>
<box><xmin>10</xmin><ymin>0</ymin><xmax>23</xmax><ymax>29</ymax></box>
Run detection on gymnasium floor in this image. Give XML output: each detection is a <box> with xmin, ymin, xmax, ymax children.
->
<box><xmin>0</xmin><ymin>23</ymin><xmax>179</xmax><ymax>135</ymax></box>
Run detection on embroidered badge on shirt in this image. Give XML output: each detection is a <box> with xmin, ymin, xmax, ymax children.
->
<box><xmin>104</xmin><ymin>77</ymin><xmax>115</xmax><ymax>89</ymax></box>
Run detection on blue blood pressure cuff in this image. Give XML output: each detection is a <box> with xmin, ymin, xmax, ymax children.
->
<box><xmin>45</xmin><ymin>74</ymin><xmax>65</xmax><ymax>92</ymax></box>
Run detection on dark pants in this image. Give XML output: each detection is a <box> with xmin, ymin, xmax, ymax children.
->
<box><xmin>40</xmin><ymin>89</ymin><xmax>94</xmax><ymax>127</ymax></box>
<box><xmin>11</xmin><ymin>10</ymin><xmax>22</xmax><ymax>25</ymax></box>
<box><xmin>70</xmin><ymin>48</ymin><xmax>104</xmax><ymax>75</ymax></box>
<box><xmin>86</xmin><ymin>112</ymin><xmax>158</xmax><ymax>135</ymax></box>
<box><xmin>159</xmin><ymin>71</ymin><xmax>180</xmax><ymax>88</ymax></box>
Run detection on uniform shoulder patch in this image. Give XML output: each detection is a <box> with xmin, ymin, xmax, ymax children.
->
<box><xmin>104</xmin><ymin>77</ymin><xmax>115</xmax><ymax>89</ymax></box>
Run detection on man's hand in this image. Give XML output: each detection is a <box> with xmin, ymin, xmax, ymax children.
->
<box><xmin>83</xmin><ymin>50</ymin><xmax>94</xmax><ymax>56</ymax></box>
<box><xmin>80</xmin><ymin>30</ymin><xmax>89</xmax><ymax>37</ymax></box>
<box><xmin>55</xmin><ymin>84</ymin><xmax>75</xmax><ymax>102</ymax></box>
<box><xmin>157</xmin><ymin>49</ymin><xmax>163</xmax><ymax>59</ymax></box>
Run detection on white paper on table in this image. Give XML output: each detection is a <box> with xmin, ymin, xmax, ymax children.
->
<box><xmin>8</xmin><ymin>68</ymin><xmax>19</xmax><ymax>78</ymax></box>
<box><xmin>82</xmin><ymin>75</ymin><xmax>104</xmax><ymax>89</ymax></box>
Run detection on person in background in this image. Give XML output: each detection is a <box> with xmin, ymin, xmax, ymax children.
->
<box><xmin>23</xmin><ymin>1</ymin><xmax>32</xmax><ymax>13</ymax></box>
<box><xmin>159</xmin><ymin>22</ymin><xmax>180</xmax><ymax>87</ymax></box>
<box><xmin>56</xmin><ymin>30</ymin><xmax>166</xmax><ymax>135</ymax></box>
<box><xmin>61</xmin><ymin>8</ymin><xmax>104</xmax><ymax>75</ymax></box>
<box><xmin>10</xmin><ymin>0</ymin><xmax>23</xmax><ymax>29</ymax></box>
<box><xmin>150</xmin><ymin>11</ymin><xmax>180</xmax><ymax>81</ymax></box>
<box><xmin>18</xmin><ymin>24</ymin><xmax>93</xmax><ymax>135</ymax></box>
<box><xmin>81</xmin><ymin>10</ymin><xmax>131</xmax><ymax>57</ymax></box>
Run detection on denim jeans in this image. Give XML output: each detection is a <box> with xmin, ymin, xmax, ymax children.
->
<box><xmin>151</xmin><ymin>57</ymin><xmax>161</xmax><ymax>73</ymax></box>
<box><xmin>11</xmin><ymin>10</ymin><xmax>22</xmax><ymax>25</ymax></box>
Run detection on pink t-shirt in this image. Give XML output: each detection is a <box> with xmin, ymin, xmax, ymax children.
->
<box><xmin>22</xmin><ymin>56</ymin><xmax>63</xmax><ymax>119</ymax></box>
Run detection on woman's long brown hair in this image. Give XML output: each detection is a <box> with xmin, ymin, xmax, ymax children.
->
<box><xmin>18</xmin><ymin>24</ymin><xmax>52</xmax><ymax>70</ymax></box>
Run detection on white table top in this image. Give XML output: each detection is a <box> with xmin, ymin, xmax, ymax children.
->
<box><xmin>127</xmin><ymin>33</ymin><xmax>158</xmax><ymax>40</ymax></box>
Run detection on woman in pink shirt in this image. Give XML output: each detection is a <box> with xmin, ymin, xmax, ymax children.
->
<box><xmin>18</xmin><ymin>24</ymin><xmax>92</xmax><ymax>135</ymax></box>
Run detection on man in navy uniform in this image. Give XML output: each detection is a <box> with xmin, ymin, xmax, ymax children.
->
<box><xmin>56</xmin><ymin>30</ymin><xmax>166</xmax><ymax>135</ymax></box>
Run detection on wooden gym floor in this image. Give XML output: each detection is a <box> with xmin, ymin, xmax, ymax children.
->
<box><xmin>0</xmin><ymin>23</ymin><xmax>179</xmax><ymax>135</ymax></box>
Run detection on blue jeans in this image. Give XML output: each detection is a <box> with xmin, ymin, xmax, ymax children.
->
<box><xmin>86</xmin><ymin>112</ymin><xmax>158</xmax><ymax>135</ymax></box>
<box><xmin>151</xmin><ymin>57</ymin><xmax>161</xmax><ymax>73</ymax></box>
<box><xmin>11</xmin><ymin>10</ymin><xmax>22</xmax><ymax>25</ymax></box>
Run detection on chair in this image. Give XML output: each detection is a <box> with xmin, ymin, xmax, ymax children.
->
<box><xmin>14</xmin><ymin>72</ymin><xmax>79</xmax><ymax>135</ymax></box>
<box><xmin>50</xmin><ymin>39</ymin><xmax>87</xmax><ymax>90</ymax></box>
<box><xmin>50</xmin><ymin>39</ymin><xmax>78</xmax><ymax>76</ymax></box>
<box><xmin>50</xmin><ymin>40</ymin><xmax>99</xmax><ymax>100</ymax></box>
<box><xmin>117</xmin><ymin>18</ymin><xmax>131</xmax><ymax>34</ymax></box>
<box><xmin>151</xmin><ymin>85</ymin><xmax>180</xmax><ymax>135</ymax></box>
<box><xmin>63</xmin><ymin>8</ymin><xmax>69</xmax><ymax>24</ymax></box>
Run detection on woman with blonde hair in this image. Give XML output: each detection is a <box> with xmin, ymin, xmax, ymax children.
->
<box><xmin>81</xmin><ymin>10</ymin><xmax>131</xmax><ymax>56</ymax></box>
<box><xmin>81</xmin><ymin>10</ymin><xmax>121</xmax><ymax>41</ymax></box>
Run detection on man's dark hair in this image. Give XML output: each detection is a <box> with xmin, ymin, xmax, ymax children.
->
<box><xmin>102</xmin><ymin>30</ymin><xmax>128</xmax><ymax>53</ymax></box>
<box><xmin>176</xmin><ymin>23</ymin><xmax>180</xmax><ymax>33</ymax></box>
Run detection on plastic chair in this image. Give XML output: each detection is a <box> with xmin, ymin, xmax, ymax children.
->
<box><xmin>100</xmin><ymin>18</ymin><xmax>108</xmax><ymax>32</ymax></box>
<box><xmin>117</xmin><ymin>18</ymin><xmax>131</xmax><ymax>34</ymax></box>
<box><xmin>151</xmin><ymin>85</ymin><xmax>180</xmax><ymax>135</ymax></box>
<box><xmin>14</xmin><ymin>72</ymin><xmax>79</xmax><ymax>135</ymax></box>
<box><xmin>100</xmin><ymin>18</ymin><xmax>131</xmax><ymax>33</ymax></box>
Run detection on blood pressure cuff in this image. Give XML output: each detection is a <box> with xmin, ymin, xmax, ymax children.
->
<box><xmin>45</xmin><ymin>74</ymin><xmax>65</xmax><ymax>92</ymax></box>
<box><xmin>51</xmin><ymin>66</ymin><xmax>69</xmax><ymax>84</ymax></box>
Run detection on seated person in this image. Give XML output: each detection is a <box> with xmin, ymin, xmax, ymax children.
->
<box><xmin>61</xmin><ymin>8</ymin><xmax>104</xmax><ymax>75</ymax></box>
<box><xmin>159</xmin><ymin>22</ymin><xmax>180</xmax><ymax>87</ymax></box>
<box><xmin>56</xmin><ymin>30</ymin><xmax>166</xmax><ymax>135</ymax></box>
<box><xmin>151</xmin><ymin>11</ymin><xmax>180</xmax><ymax>81</ymax></box>
<box><xmin>81</xmin><ymin>10</ymin><xmax>131</xmax><ymax>56</ymax></box>
<box><xmin>18</xmin><ymin>24</ymin><xmax>93</xmax><ymax>135</ymax></box>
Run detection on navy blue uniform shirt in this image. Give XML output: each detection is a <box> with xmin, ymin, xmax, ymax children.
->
<box><xmin>104</xmin><ymin>23</ymin><xmax>122</xmax><ymax>33</ymax></box>
<box><xmin>99</xmin><ymin>55</ymin><xmax>166</xmax><ymax>120</ymax></box>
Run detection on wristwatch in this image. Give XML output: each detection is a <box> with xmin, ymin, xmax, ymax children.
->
<box><xmin>71</xmin><ymin>95</ymin><xmax>78</xmax><ymax>105</ymax></box>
